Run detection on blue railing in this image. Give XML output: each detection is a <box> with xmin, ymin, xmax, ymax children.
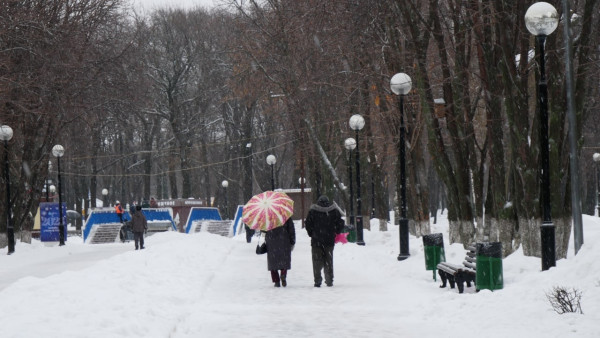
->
<box><xmin>83</xmin><ymin>208</ymin><xmax>176</xmax><ymax>242</ymax></box>
<box><xmin>185</xmin><ymin>207</ymin><xmax>222</xmax><ymax>233</ymax></box>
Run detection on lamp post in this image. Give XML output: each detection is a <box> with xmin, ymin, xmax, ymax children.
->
<box><xmin>102</xmin><ymin>188</ymin><xmax>108</xmax><ymax>208</ymax></box>
<box><xmin>594</xmin><ymin>153</ymin><xmax>600</xmax><ymax>217</ymax></box>
<box><xmin>1</xmin><ymin>125</ymin><xmax>15</xmax><ymax>255</ymax></box>
<box><xmin>221</xmin><ymin>180</ymin><xmax>229</xmax><ymax>220</ymax></box>
<box><xmin>52</xmin><ymin>144</ymin><xmax>65</xmax><ymax>246</ymax></box>
<box><xmin>266</xmin><ymin>154</ymin><xmax>276</xmax><ymax>191</ymax></box>
<box><xmin>525</xmin><ymin>2</ymin><xmax>559</xmax><ymax>271</ymax></box>
<box><xmin>391</xmin><ymin>72</ymin><xmax>412</xmax><ymax>261</ymax></box>
<box><xmin>349</xmin><ymin>114</ymin><xmax>365</xmax><ymax>246</ymax></box>
<box><xmin>344</xmin><ymin>138</ymin><xmax>356</xmax><ymax>241</ymax></box>
<box><xmin>298</xmin><ymin>176</ymin><xmax>306</xmax><ymax>228</ymax></box>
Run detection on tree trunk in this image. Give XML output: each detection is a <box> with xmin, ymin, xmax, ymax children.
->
<box><xmin>409</xmin><ymin>220</ymin><xmax>430</xmax><ymax>238</ymax></box>
<box><xmin>518</xmin><ymin>216</ymin><xmax>541</xmax><ymax>258</ymax></box>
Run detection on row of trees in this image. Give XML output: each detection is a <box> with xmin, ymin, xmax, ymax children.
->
<box><xmin>1</xmin><ymin>0</ymin><xmax>599</xmax><ymax>259</ymax></box>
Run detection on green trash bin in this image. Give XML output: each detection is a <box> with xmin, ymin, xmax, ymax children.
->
<box><xmin>423</xmin><ymin>233</ymin><xmax>445</xmax><ymax>281</ymax></box>
<box><xmin>346</xmin><ymin>229</ymin><xmax>356</xmax><ymax>243</ymax></box>
<box><xmin>476</xmin><ymin>242</ymin><xmax>503</xmax><ymax>291</ymax></box>
<box><xmin>346</xmin><ymin>217</ymin><xmax>356</xmax><ymax>243</ymax></box>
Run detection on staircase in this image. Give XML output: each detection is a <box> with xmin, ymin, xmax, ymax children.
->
<box><xmin>88</xmin><ymin>223</ymin><xmax>122</xmax><ymax>244</ymax></box>
<box><xmin>195</xmin><ymin>220</ymin><xmax>232</xmax><ymax>237</ymax></box>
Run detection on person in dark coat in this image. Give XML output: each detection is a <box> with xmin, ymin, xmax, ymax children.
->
<box><xmin>265</xmin><ymin>217</ymin><xmax>296</xmax><ymax>287</ymax></box>
<box><xmin>305</xmin><ymin>195</ymin><xmax>345</xmax><ymax>287</ymax></box>
<box><xmin>245</xmin><ymin>224</ymin><xmax>255</xmax><ymax>243</ymax></box>
<box><xmin>131</xmin><ymin>205</ymin><xmax>147</xmax><ymax>250</ymax></box>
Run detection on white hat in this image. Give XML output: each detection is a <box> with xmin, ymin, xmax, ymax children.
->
<box><xmin>116</xmin><ymin>200</ymin><xmax>120</xmax><ymax>204</ymax></box>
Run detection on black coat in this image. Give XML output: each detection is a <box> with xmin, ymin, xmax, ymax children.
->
<box><xmin>265</xmin><ymin>218</ymin><xmax>296</xmax><ymax>271</ymax></box>
<box><xmin>131</xmin><ymin>211</ymin><xmax>147</xmax><ymax>233</ymax></box>
<box><xmin>305</xmin><ymin>201</ymin><xmax>345</xmax><ymax>247</ymax></box>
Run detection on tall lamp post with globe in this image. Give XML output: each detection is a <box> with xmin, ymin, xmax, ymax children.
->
<box><xmin>390</xmin><ymin>72</ymin><xmax>412</xmax><ymax>261</ymax></box>
<box><xmin>1</xmin><ymin>125</ymin><xmax>15</xmax><ymax>254</ymax></box>
<box><xmin>102</xmin><ymin>188</ymin><xmax>109</xmax><ymax>208</ymax></box>
<box><xmin>52</xmin><ymin>144</ymin><xmax>66</xmax><ymax>246</ymax></box>
<box><xmin>349</xmin><ymin>114</ymin><xmax>365</xmax><ymax>246</ymax></box>
<box><xmin>266</xmin><ymin>154</ymin><xmax>276</xmax><ymax>191</ymax></box>
<box><xmin>344</xmin><ymin>137</ymin><xmax>356</xmax><ymax>242</ymax></box>
<box><xmin>525</xmin><ymin>2</ymin><xmax>559</xmax><ymax>271</ymax></box>
<box><xmin>221</xmin><ymin>180</ymin><xmax>229</xmax><ymax>220</ymax></box>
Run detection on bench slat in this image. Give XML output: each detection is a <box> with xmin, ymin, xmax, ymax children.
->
<box><xmin>462</xmin><ymin>261</ymin><xmax>476</xmax><ymax>270</ymax></box>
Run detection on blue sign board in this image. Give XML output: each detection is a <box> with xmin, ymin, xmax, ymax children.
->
<box><xmin>40</xmin><ymin>202</ymin><xmax>67</xmax><ymax>242</ymax></box>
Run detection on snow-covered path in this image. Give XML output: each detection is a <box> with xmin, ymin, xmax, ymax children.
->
<box><xmin>0</xmin><ymin>239</ymin><xmax>130</xmax><ymax>291</ymax></box>
<box><xmin>1</xmin><ymin>215</ymin><xmax>599</xmax><ymax>337</ymax></box>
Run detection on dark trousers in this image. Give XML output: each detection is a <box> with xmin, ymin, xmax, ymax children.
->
<box><xmin>117</xmin><ymin>213</ymin><xmax>123</xmax><ymax>223</ymax></box>
<box><xmin>245</xmin><ymin>225</ymin><xmax>255</xmax><ymax>243</ymax></box>
<box><xmin>134</xmin><ymin>231</ymin><xmax>144</xmax><ymax>249</ymax></box>
<box><xmin>312</xmin><ymin>246</ymin><xmax>334</xmax><ymax>285</ymax></box>
<box><xmin>271</xmin><ymin>269</ymin><xmax>287</xmax><ymax>283</ymax></box>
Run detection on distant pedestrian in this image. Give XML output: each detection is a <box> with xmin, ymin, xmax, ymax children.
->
<box><xmin>150</xmin><ymin>197</ymin><xmax>158</xmax><ymax>208</ymax></box>
<box><xmin>264</xmin><ymin>217</ymin><xmax>296</xmax><ymax>287</ymax></box>
<box><xmin>305</xmin><ymin>195</ymin><xmax>345</xmax><ymax>287</ymax></box>
<box><xmin>115</xmin><ymin>201</ymin><xmax>124</xmax><ymax>223</ymax></box>
<box><xmin>245</xmin><ymin>224</ymin><xmax>255</xmax><ymax>243</ymax></box>
<box><xmin>131</xmin><ymin>205</ymin><xmax>147</xmax><ymax>250</ymax></box>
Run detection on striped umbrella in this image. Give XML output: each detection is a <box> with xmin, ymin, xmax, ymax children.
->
<box><xmin>242</xmin><ymin>191</ymin><xmax>294</xmax><ymax>232</ymax></box>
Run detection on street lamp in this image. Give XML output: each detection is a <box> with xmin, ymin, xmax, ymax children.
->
<box><xmin>525</xmin><ymin>2</ymin><xmax>559</xmax><ymax>271</ymax></box>
<box><xmin>52</xmin><ymin>144</ymin><xmax>65</xmax><ymax>246</ymax></box>
<box><xmin>344</xmin><ymin>137</ymin><xmax>356</xmax><ymax>242</ymax></box>
<box><xmin>391</xmin><ymin>72</ymin><xmax>412</xmax><ymax>261</ymax></box>
<box><xmin>594</xmin><ymin>153</ymin><xmax>600</xmax><ymax>217</ymax></box>
<box><xmin>349</xmin><ymin>114</ymin><xmax>365</xmax><ymax>246</ymax></box>
<box><xmin>266</xmin><ymin>154</ymin><xmax>276</xmax><ymax>191</ymax></box>
<box><xmin>102</xmin><ymin>188</ymin><xmax>108</xmax><ymax>208</ymax></box>
<box><xmin>1</xmin><ymin>125</ymin><xmax>15</xmax><ymax>255</ymax></box>
<box><xmin>221</xmin><ymin>180</ymin><xmax>229</xmax><ymax>220</ymax></box>
<box><xmin>299</xmin><ymin>176</ymin><xmax>306</xmax><ymax>228</ymax></box>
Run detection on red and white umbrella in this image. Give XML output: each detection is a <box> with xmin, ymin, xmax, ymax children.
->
<box><xmin>242</xmin><ymin>191</ymin><xmax>294</xmax><ymax>232</ymax></box>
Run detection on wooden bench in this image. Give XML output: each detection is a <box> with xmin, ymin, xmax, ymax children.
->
<box><xmin>437</xmin><ymin>245</ymin><xmax>477</xmax><ymax>294</ymax></box>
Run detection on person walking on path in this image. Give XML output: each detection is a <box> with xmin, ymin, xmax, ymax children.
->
<box><xmin>244</xmin><ymin>224</ymin><xmax>255</xmax><ymax>243</ymax></box>
<box><xmin>305</xmin><ymin>195</ymin><xmax>345</xmax><ymax>287</ymax></box>
<box><xmin>115</xmin><ymin>201</ymin><xmax>124</xmax><ymax>223</ymax></box>
<box><xmin>131</xmin><ymin>205</ymin><xmax>147</xmax><ymax>250</ymax></box>
<box><xmin>265</xmin><ymin>217</ymin><xmax>296</xmax><ymax>287</ymax></box>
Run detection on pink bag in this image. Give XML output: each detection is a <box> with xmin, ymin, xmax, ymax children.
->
<box><xmin>335</xmin><ymin>232</ymin><xmax>349</xmax><ymax>244</ymax></box>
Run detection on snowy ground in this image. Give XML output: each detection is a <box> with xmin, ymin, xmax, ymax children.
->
<box><xmin>1</xmin><ymin>212</ymin><xmax>599</xmax><ymax>337</ymax></box>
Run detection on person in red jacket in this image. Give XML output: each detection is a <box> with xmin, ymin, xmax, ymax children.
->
<box><xmin>115</xmin><ymin>201</ymin><xmax>124</xmax><ymax>223</ymax></box>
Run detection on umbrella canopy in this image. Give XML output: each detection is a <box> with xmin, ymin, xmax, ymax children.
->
<box><xmin>242</xmin><ymin>191</ymin><xmax>294</xmax><ymax>232</ymax></box>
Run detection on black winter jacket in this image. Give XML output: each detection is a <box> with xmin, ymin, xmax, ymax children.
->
<box><xmin>305</xmin><ymin>200</ymin><xmax>345</xmax><ymax>247</ymax></box>
<box><xmin>265</xmin><ymin>218</ymin><xmax>296</xmax><ymax>271</ymax></box>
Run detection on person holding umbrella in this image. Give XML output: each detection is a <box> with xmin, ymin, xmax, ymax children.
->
<box><xmin>243</xmin><ymin>191</ymin><xmax>296</xmax><ymax>287</ymax></box>
<box><xmin>305</xmin><ymin>195</ymin><xmax>345</xmax><ymax>287</ymax></box>
<box><xmin>264</xmin><ymin>217</ymin><xmax>295</xmax><ymax>287</ymax></box>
